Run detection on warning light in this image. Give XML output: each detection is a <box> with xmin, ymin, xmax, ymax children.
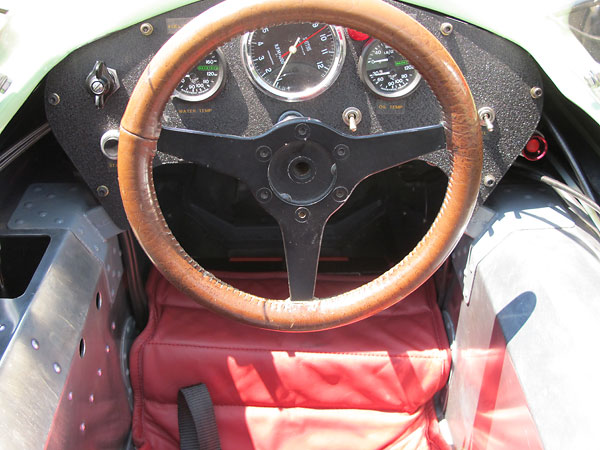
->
<box><xmin>522</xmin><ymin>132</ymin><xmax>548</xmax><ymax>161</ymax></box>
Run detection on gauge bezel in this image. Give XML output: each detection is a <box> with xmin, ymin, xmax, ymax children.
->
<box><xmin>172</xmin><ymin>47</ymin><xmax>227</xmax><ymax>102</ymax></box>
<box><xmin>241</xmin><ymin>24</ymin><xmax>346</xmax><ymax>102</ymax></box>
<box><xmin>359</xmin><ymin>39</ymin><xmax>422</xmax><ymax>99</ymax></box>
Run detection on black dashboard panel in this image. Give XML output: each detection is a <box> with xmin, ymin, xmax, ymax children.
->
<box><xmin>45</xmin><ymin>0</ymin><xmax>543</xmax><ymax>228</ymax></box>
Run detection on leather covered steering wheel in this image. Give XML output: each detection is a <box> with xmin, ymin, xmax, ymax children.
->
<box><xmin>118</xmin><ymin>0</ymin><xmax>482</xmax><ymax>331</ymax></box>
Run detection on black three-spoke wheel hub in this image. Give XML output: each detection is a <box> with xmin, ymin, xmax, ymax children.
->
<box><xmin>158</xmin><ymin>118</ymin><xmax>445</xmax><ymax>300</ymax></box>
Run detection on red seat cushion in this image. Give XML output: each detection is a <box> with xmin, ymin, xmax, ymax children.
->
<box><xmin>131</xmin><ymin>270</ymin><xmax>451</xmax><ymax>449</ymax></box>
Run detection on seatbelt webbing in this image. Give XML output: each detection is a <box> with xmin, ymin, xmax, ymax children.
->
<box><xmin>178</xmin><ymin>384</ymin><xmax>221</xmax><ymax>450</ymax></box>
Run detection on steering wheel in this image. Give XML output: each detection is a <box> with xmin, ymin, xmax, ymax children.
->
<box><xmin>118</xmin><ymin>0</ymin><xmax>482</xmax><ymax>331</ymax></box>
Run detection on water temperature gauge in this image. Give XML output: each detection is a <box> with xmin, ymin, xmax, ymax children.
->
<box><xmin>359</xmin><ymin>39</ymin><xmax>421</xmax><ymax>99</ymax></box>
<box><xmin>173</xmin><ymin>48</ymin><xmax>226</xmax><ymax>102</ymax></box>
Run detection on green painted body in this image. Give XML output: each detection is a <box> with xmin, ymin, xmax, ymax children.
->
<box><xmin>0</xmin><ymin>0</ymin><xmax>598</xmax><ymax>134</ymax></box>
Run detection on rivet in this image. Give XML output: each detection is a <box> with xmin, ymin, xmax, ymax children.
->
<box><xmin>140</xmin><ymin>23</ymin><xmax>154</xmax><ymax>36</ymax></box>
<box><xmin>105</xmin><ymin>345</ymin><xmax>110</xmax><ymax>353</ymax></box>
<box><xmin>31</xmin><ymin>339</ymin><xmax>40</xmax><ymax>350</ymax></box>
<box><xmin>96</xmin><ymin>185</ymin><xmax>109</xmax><ymax>198</ymax></box>
<box><xmin>111</xmin><ymin>321</ymin><xmax>116</xmax><ymax>331</ymax></box>
<box><xmin>53</xmin><ymin>363</ymin><xmax>62</xmax><ymax>374</ymax></box>
<box><xmin>97</xmin><ymin>368</ymin><xmax>102</xmax><ymax>377</ymax></box>
<box><xmin>440</xmin><ymin>22</ymin><xmax>454</xmax><ymax>36</ymax></box>
<box><xmin>483</xmin><ymin>174</ymin><xmax>496</xmax><ymax>187</ymax></box>
<box><xmin>48</xmin><ymin>93</ymin><xmax>60</xmax><ymax>106</ymax></box>
<box><xmin>80</xmin><ymin>422</ymin><xmax>86</xmax><ymax>432</ymax></box>
<box><xmin>39</xmin><ymin>211</ymin><xmax>48</xmax><ymax>217</ymax></box>
<box><xmin>0</xmin><ymin>324</ymin><xmax>5</xmax><ymax>332</ymax></box>
<box><xmin>89</xmin><ymin>394</ymin><xmax>95</xmax><ymax>404</ymax></box>
<box><xmin>68</xmin><ymin>392</ymin><xmax>73</xmax><ymax>401</ymax></box>
<box><xmin>54</xmin><ymin>218</ymin><xmax>64</xmax><ymax>224</ymax></box>
<box><xmin>24</xmin><ymin>202</ymin><xmax>33</xmax><ymax>208</ymax></box>
<box><xmin>530</xmin><ymin>86</ymin><xmax>543</xmax><ymax>99</ymax></box>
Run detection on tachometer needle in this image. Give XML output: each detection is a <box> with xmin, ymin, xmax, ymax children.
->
<box><xmin>275</xmin><ymin>37</ymin><xmax>300</xmax><ymax>86</ymax></box>
<box><xmin>281</xmin><ymin>25</ymin><xmax>328</xmax><ymax>58</ymax></box>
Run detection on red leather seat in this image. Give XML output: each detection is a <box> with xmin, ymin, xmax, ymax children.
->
<box><xmin>131</xmin><ymin>269</ymin><xmax>451</xmax><ymax>449</ymax></box>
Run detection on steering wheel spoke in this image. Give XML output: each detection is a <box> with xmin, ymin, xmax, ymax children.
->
<box><xmin>257</xmin><ymin>194</ymin><xmax>343</xmax><ymax>300</ymax></box>
<box><xmin>158</xmin><ymin>127</ymin><xmax>263</xmax><ymax>185</ymax></box>
<box><xmin>279</xmin><ymin>213</ymin><xmax>325</xmax><ymax>301</ymax></box>
<box><xmin>339</xmin><ymin>124</ymin><xmax>446</xmax><ymax>187</ymax></box>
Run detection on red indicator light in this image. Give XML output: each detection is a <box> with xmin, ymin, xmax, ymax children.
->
<box><xmin>522</xmin><ymin>132</ymin><xmax>548</xmax><ymax>161</ymax></box>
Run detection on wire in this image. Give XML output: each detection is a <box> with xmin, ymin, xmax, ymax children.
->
<box><xmin>0</xmin><ymin>123</ymin><xmax>51</xmax><ymax>172</ymax></box>
<box><xmin>540</xmin><ymin>175</ymin><xmax>600</xmax><ymax>214</ymax></box>
<box><xmin>512</xmin><ymin>161</ymin><xmax>600</xmax><ymax>237</ymax></box>
<box><xmin>554</xmin><ymin>189</ymin><xmax>600</xmax><ymax>238</ymax></box>
<box><xmin>545</xmin><ymin>117</ymin><xmax>598</xmax><ymax>203</ymax></box>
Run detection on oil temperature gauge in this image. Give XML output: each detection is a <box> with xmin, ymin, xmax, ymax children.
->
<box><xmin>359</xmin><ymin>39</ymin><xmax>421</xmax><ymax>99</ymax></box>
<box><xmin>173</xmin><ymin>48</ymin><xmax>226</xmax><ymax>102</ymax></box>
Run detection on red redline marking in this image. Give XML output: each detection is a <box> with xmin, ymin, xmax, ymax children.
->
<box><xmin>281</xmin><ymin>25</ymin><xmax>328</xmax><ymax>58</ymax></box>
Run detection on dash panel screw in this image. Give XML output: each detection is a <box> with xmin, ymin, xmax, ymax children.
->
<box><xmin>96</xmin><ymin>185</ymin><xmax>109</xmax><ymax>198</ymax></box>
<box><xmin>48</xmin><ymin>93</ymin><xmax>60</xmax><ymax>106</ymax></box>
<box><xmin>483</xmin><ymin>174</ymin><xmax>496</xmax><ymax>187</ymax></box>
<box><xmin>440</xmin><ymin>23</ymin><xmax>454</xmax><ymax>36</ymax></box>
<box><xmin>140</xmin><ymin>23</ymin><xmax>154</xmax><ymax>36</ymax></box>
<box><xmin>530</xmin><ymin>87</ymin><xmax>543</xmax><ymax>99</ymax></box>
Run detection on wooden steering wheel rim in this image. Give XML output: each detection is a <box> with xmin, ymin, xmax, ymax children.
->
<box><xmin>118</xmin><ymin>0</ymin><xmax>483</xmax><ymax>331</ymax></box>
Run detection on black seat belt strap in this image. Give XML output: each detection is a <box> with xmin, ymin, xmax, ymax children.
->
<box><xmin>178</xmin><ymin>384</ymin><xmax>221</xmax><ymax>450</ymax></box>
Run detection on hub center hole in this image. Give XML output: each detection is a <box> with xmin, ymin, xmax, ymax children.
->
<box><xmin>288</xmin><ymin>156</ymin><xmax>315</xmax><ymax>183</ymax></box>
<box><xmin>293</xmin><ymin>161</ymin><xmax>311</xmax><ymax>178</ymax></box>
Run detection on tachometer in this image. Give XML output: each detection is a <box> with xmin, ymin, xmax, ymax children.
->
<box><xmin>241</xmin><ymin>23</ymin><xmax>346</xmax><ymax>102</ymax></box>
<box><xmin>173</xmin><ymin>48</ymin><xmax>226</xmax><ymax>102</ymax></box>
<box><xmin>359</xmin><ymin>39</ymin><xmax>421</xmax><ymax>99</ymax></box>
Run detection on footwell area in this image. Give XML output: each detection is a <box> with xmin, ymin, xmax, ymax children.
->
<box><xmin>131</xmin><ymin>270</ymin><xmax>451</xmax><ymax>449</ymax></box>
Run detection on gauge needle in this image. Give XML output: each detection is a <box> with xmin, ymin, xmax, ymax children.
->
<box><xmin>281</xmin><ymin>25</ymin><xmax>328</xmax><ymax>58</ymax></box>
<box><xmin>275</xmin><ymin>37</ymin><xmax>300</xmax><ymax>86</ymax></box>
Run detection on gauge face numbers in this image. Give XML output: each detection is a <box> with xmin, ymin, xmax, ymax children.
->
<box><xmin>173</xmin><ymin>48</ymin><xmax>226</xmax><ymax>102</ymax></box>
<box><xmin>242</xmin><ymin>23</ymin><xmax>346</xmax><ymax>102</ymax></box>
<box><xmin>360</xmin><ymin>40</ymin><xmax>421</xmax><ymax>99</ymax></box>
